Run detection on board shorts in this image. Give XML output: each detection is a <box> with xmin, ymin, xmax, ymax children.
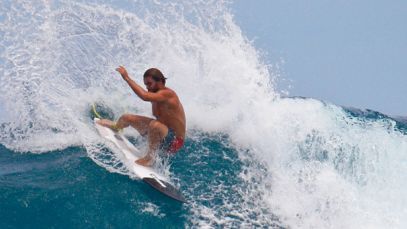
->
<box><xmin>161</xmin><ymin>128</ymin><xmax>184</xmax><ymax>154</ymax></box>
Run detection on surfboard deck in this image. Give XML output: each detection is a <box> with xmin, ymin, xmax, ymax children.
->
<box><xmin>93</xmin><ymin>118</ymin><xmax>186</xmax><ymax>203</ymax></box>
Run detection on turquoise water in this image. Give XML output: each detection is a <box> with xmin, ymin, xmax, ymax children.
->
<box><xmin>1</xmin><ymin>0</ymin><xmax>407</xmax><ymax>228</ymax></box>
<box><xmin>1</xmin><ymin>105</ymin><xmax>406</xmax><ymax>228</ymax></box>
<box><xmin>0</xmin><ymin>133</ymin><xmax>277</xmax><ymax>228</ymax></box>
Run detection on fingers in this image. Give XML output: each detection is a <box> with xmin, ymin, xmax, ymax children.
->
<box><xmin>115</xmin><ymin>65</ymin><xmax>124</xmax><ymax>71</ymax></box>
<box><xmin>115</xmin><ymin>66</ymin><xmax>126</xmax><ymax>74</ymax></box>
<box><xmin>115</xmin><ymin>66</ymin><xmax>129</xmax><ymax>79</ymax></box>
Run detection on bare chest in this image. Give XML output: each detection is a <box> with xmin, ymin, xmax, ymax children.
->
<box><xmin>152</xmin><ymin>102</ymin><xmax>170</xmax><ymax>119</ymax></box>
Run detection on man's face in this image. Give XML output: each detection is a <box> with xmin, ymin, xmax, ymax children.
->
<box><xmin>144</xmin><ymin>76</ymin><xmax>159</xmax><ymax>92</ymax></box>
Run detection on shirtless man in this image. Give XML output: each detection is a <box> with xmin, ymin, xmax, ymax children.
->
<box><xmin>97</xmin><ymin>66</ymin><xmax>186</xmax><ymax>167</ymax></box>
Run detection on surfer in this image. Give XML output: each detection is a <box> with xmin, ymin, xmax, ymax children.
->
<box><xmin>97</xmin><ymin>66</ymin><xmax>186</xmax><ymax>167</ymax></box>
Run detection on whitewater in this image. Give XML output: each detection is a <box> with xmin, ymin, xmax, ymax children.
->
<box><xmin>1</xmin><ymin>0</ymin><xmax>406</xmax><ymax>228</ymax></box>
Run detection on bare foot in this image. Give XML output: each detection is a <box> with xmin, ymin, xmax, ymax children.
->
<box><xmin>135</xmin><ymin>156</ymin><xmax>154</xmax><ymax>167</ymax></box>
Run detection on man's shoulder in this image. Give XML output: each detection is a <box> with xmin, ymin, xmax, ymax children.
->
<box><xmin>155</xmin><ymin>88</ymin><xmax>178</xmax><ymax>102</ymax></box>
<box><xmin>160</xmin><ymin>87</ymin><xmax>177</xmax><ymax>96</ymax></box>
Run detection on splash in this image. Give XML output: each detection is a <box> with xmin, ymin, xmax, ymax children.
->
<box><xmin>249</xmin><ymin>98</ymin><xmax>407</xmax><ymax>228</ymax></box>
<box><xmin>0</xmin><ymin>0</ymin><xmax>273</xmax><ymax>151</ymax></box>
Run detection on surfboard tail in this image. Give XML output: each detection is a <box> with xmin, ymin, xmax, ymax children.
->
<box><xmin>142</xmin><ymin>177</ymin><xmax>187</xmax><ymax>203</ymax></box>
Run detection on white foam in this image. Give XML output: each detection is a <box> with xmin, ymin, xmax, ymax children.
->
<box><xmin>238</xmin><ymin>98</ymin><xmax>407</xmax><ymax>228</ymax></box>
<box><xmin>141</xmin><ymin>202</ymin><xmax>166</xmax><ymax>218</ymax></box>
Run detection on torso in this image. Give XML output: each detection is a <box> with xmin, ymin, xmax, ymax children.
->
<box><xmin>152</xmin><ymin>88</ymin><xmax>186</xmax><ymax>139</ymax></box>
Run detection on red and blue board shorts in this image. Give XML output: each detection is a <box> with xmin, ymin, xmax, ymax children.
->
<box><xmin>161</xmin><ymin>128</ymin><xmax>184</xmax><ymax>154</ymax></box>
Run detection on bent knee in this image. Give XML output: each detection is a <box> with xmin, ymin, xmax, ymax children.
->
<box><xmin>119</xmin><ymin>114</ymin><xmax>133</xmax><ymax>122</ymax></box>
<box><xmin>148</xmin><ymin>121</ymin><xmax>168</xmax><ymax>134</ymax></box>
<box><xmin>149</xmin><ymin>120</ymin><xmax>164</xmax><ymax>130</ymax></box>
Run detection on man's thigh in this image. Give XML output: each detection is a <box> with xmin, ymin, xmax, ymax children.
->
<box><xmin>122</xmin><ymin>114</ymin><xmax>154</xmax><ymax>136</ymax></box>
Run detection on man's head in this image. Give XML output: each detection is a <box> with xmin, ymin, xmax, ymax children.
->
<box><xmin>143</xmin><ymin>68</ymin><xmax>167</xmax><ymax>92</ymax></box>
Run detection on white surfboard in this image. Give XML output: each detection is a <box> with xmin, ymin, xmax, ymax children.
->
<box><xmin>94</xmin><ymin>118</ymin><xmax>186</xmax><ymax>202</ymax></box>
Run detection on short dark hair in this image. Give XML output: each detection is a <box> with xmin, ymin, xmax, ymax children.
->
<box><xmin>143</xmin><ymin>68</ymin><xmax>167</xmax><ymax>84</ymax></box>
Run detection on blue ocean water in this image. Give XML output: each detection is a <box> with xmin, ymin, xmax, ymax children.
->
<box><xmin>1</xmin><ymin>1</ymin><xmax>407</xmax><ymax>228</ymax></box>
<box><xmin>0</xmin><ymin>134</ymin><xmax>267</xmax><ymax>228</ymax></box>
<box><xmin>1</xmin><ymin>102</ymin><xmax>406</xmax><ymax>228</ymax></box>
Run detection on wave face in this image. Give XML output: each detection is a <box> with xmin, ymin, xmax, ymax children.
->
<box><xmin>1</xmin><ymin>1</ymin><xmax>407</xmax><ymax>228</ymax></box>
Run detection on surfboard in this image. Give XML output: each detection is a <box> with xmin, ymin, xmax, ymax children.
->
<box><xmin>93</xmin><ymin>117</ymin><xmax>186</xmax><ymax>203</ymax></box>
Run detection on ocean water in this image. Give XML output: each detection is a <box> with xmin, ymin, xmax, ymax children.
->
<box><xmin>1</xmin><ymin>1</ymin><xmax>407</xmax><ymax>228</ymax></box>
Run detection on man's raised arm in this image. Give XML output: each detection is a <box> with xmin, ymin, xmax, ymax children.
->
<box><xmin>116</xmin><ymin>66</ymin><xmax>169</xmax><ymax>102</ymax></box>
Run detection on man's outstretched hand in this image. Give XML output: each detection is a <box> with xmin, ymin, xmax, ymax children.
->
<box><xmin>116</xmin><ymin>66</ymin><xmax>129</xmax><ymax>80</ymax></box>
